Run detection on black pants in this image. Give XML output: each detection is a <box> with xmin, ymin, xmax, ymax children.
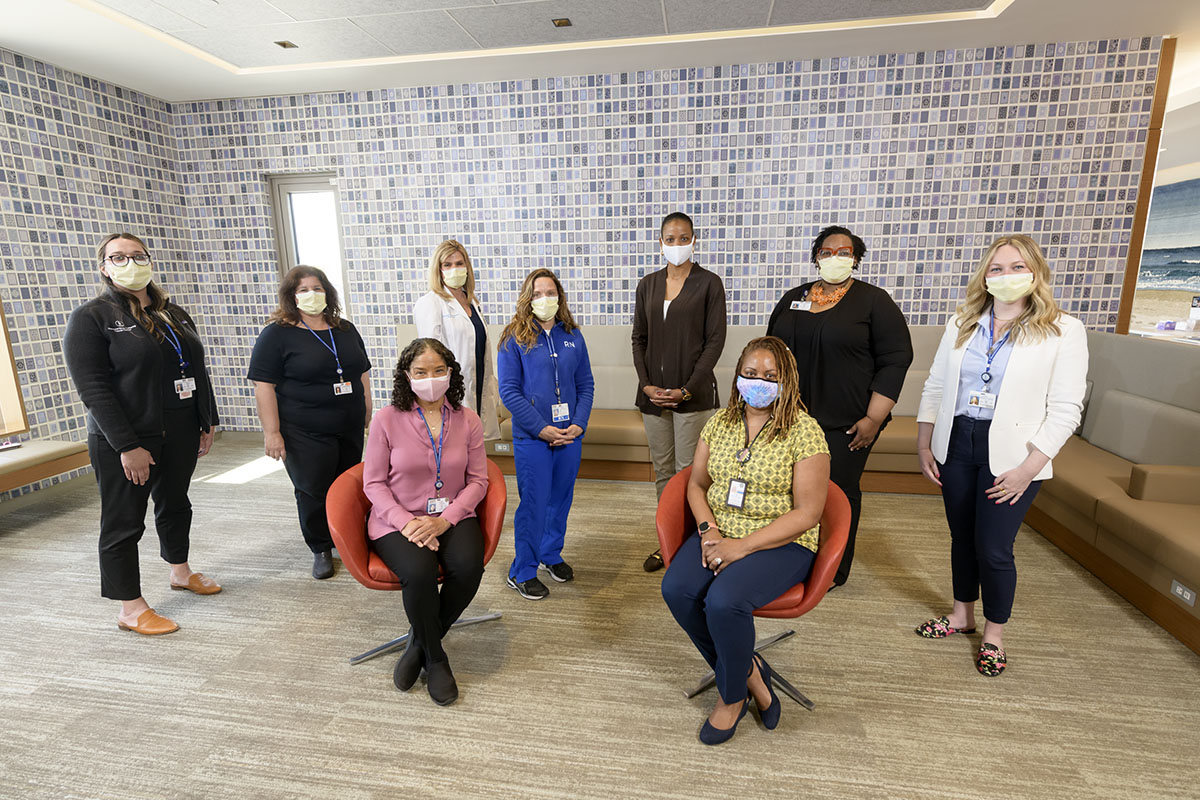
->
<box><xmin>373</xmin><ymin>518</ymin><xmax>485</xmax><ymax>664</ymax></box>
<box><xmin>823</xmin><ymin>422</ymin><xmax>883</xmax><ymax>586</ymax></box>
<box><xmin>280</xmin><ymin>423</ymin><xmax>363</xmax><ymax>554</ymax></box>
<box><xmin>939</xmin><ymin>416</ymin><xmax>1041</xmax><ymax>625</ymax></box>
<box><xmin>89</xmin><ymin>407</ymin><xmax>201</xmax><ymax>601</ymax></box>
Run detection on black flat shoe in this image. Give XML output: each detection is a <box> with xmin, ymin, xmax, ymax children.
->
<box><xmin>699</xmin><ymin>698</ymin><xmax>750</xmax><ymax>746</ymax></box>
<box><xmin>312</xmin><ymin>550</ymin><xmax>335</xmax><ymax>580</ymax></box>
<box><xmin>752</xmin><ymin>653</ymin><xmax>781</xmax><ymax>730</ymax></box>
<box><xmin>426</xmin><ymin>659</ymin><xmax>459</xmax><ymax>706</ymax></box>
<box><xmin>643</xmin><ymin>550</ymin><xmax>664</xmax><ymax>572</ymax></box>
<box><xmin>393</xmin><ymin>634</ymin><xmax>424</xmax><ymax>692</ymax></box>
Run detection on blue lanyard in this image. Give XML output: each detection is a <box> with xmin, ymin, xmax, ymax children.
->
<box><xmin>416</xmin><ymin>406</ymin><xmax>447</xmax><ymax>493</ymax></box>
<box><xmin>299</xmin><ymin>320</ymin><xmax>344</xmax><ymax>378</ymax></box>
<box><xmin>981</xmin><ymin>310</ymin><xmax>1011</xmax><ymax>386</ymax></box>
<box><xmin>543</xmin><ymin>327</ymin><xmax>562</xmax><ymax>401</ymax></box>
<box><xmin>158</xmin><ymin>317</ymin><xmax>189</xmax><ymax>376</ymax></box>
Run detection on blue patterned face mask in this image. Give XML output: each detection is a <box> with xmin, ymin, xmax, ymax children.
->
<box><xmin>736</xmin><ymin>376</ymin><xmax>779</xmax><ymax>409</ymax></box>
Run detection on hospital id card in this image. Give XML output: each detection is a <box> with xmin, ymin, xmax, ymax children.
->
<box><xmin>967</xmin><ymin>390</ymin><xmax>996</xmax><ymax>410</ymax></box>
<box><xmin>790</xmin><ymin>300</ymin><xmax>812</xmax><ymax>311</ymax></box>
<box><xmin>551</xmin><ymin>402</ymin><xmax>570</xmax><ymax>423</ymax></box>
<box><xmin>426</xmin><ymin>497</ymin><xmax>450</xmax><ymax>515</ymax></box>
<box><xmin>333</xmin><ymin>381</ymin><xmax>354</xmax><ymax>396</ymax></box>
<box><xmin>174</xmin><ymin>377</ymin><xmax>196</xmax><ymax>399</ymax></box>
<box><xmin>726</xmin><ymin>479</ymin><xmax>747</xmax><ymax>509</ymax></box>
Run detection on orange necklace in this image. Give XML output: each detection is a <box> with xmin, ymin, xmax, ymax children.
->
<box><xmin>809</xmin><ymin>279</ymin><xmax>852</xmax><ymax>306</ymax></box>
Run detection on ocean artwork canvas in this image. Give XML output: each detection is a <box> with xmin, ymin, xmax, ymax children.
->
<box><xmin>1133</xmin><ymin>177</ymin><xmax>1200</xmax><ymax>334</ymax></box>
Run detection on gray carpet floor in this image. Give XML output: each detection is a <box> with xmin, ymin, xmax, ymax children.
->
<box><xmin>0</xmin><ymin>435</ymin><xmax>1197</xmax><ymax>800</ymax></box>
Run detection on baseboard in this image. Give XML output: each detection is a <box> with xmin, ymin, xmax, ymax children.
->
<box><xmin>1026</xmin><ymin>506</ymin><xmax>1200</xmax><ymax>658</ymax></box>
<box><xmin>491</xmin><ymin>456</ymin><xmax>655</xmax><ymax>482</ymax></box>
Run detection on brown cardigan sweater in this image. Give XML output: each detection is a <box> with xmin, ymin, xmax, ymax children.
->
<box><xmin>631</xmin><ymin>264</ymin><xmax>727</xmax><ymax>415</ymax></box>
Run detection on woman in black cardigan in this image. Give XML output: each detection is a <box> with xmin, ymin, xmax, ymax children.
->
<box><xmin>767</xmin><ymin>225</ymin><xmax>913</xmax><ymax>587</ymax></box>
<box><xmin>632</xmin><ymin>212</ymin><xmax>727</xmax><ymax>572</ymax></box>
<box><xmin>64</xmin><ymin>233</ymin><xmax>222</xmax><ymax>636</ymax></box>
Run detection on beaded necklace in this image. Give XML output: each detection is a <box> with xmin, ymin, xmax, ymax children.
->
<box><xmin>809</xmin><ymin>279</ymin><xmax>852</xmax><ymax>307</ymax></box>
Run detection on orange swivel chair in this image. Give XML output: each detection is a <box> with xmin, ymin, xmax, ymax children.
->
<box><xmin>327</xmin><ymin>458</ymin><xmax>507</xmax><ymax>665</ymax></box>
<box><xmin>655</xmin><ymin>465</ymin><xmax>851</xmax><ymax>710</ymax></box>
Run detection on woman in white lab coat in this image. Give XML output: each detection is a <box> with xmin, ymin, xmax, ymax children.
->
<box><xmin>413</xmin><ymin>240</ymin><xmax>501</xmax><ymax>440</ymax></box>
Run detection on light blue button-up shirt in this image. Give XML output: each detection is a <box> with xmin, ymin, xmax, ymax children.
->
<box><xmin>954</xmin><ymin>314</ymin><xmax>1015</xmax><ymax>419</ymax></box>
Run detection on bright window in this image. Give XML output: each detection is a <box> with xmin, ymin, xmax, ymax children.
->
<box><xmin>268</xmin><ymin>174</ymin><xmax>349</xmax><ymax>310</ymax></box>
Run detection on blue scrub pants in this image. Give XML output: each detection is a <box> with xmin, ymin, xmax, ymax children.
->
<box><xmin>661</xmin><ymin>534</ymin><xmax>815</xmax><ymax>703</ymax></box>
<box><xmin>510</xmin><ymin>436</ymin><xmax>581</xmax><ymax>583</ymax></box>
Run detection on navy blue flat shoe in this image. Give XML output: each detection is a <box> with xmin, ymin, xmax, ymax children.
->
<box><xmin>752</xmin><ymin>653</ymin><xmax>781</xmax><ymax>730</ymax></box>
<box><xmin>698</xmin><ymin>698</ymin><xmax>750</xmax><ymax>746</ymax></box>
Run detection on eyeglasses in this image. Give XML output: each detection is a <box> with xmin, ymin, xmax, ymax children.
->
<box><xmin>816</xmin><ymin>247</ymin><xmax>854</xmax><ymax>259</ymax></box>
<box><xmin>104</xmin><ymin>254</ymin><xmax>151</xmax><ymax>267</ymax></box>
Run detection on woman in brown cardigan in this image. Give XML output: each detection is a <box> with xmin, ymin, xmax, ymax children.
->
<box><xmin>632</xmin><ymin>212</ymin><xmax>728</xmax><ymax>571</ymax></box>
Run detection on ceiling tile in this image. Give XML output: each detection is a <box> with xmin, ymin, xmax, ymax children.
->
<box><xmin>93</xmin><ymin>0</ymin><xmax>206</xmax><ymax>32</ymax></box>
<box><xmin>450</xmin><ymin>0</ymin><xmax>666</xmax><ymax>49</ymax></box>
<box><xmin>770</xmin><ymin>0</ymin><xmax>991</xmax><ymax>26</ymax></box>
<box><xmin>350</xmin><ymin>10</ymin><xmax>481</xmax><ymax>55</ymax></box>
<box><xmin>664</xmin><ymin>0</ymin><xmax>772</xmax><ymax>35</ymax></box>
<box><xmin>170</xmin><ymin>19</ymin><xmax>395</xmax><ymax>67</ymax></box>
<box><xmin>270</xmin><ymin>0</ymin><xmax>494</xmax><ymax>22</ymax></box>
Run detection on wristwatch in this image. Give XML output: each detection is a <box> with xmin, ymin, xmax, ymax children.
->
<box><xmin>698</xmin><ymin>521</ymin><xmax>712</xmax><ymax>534</ymax></box>
<box><xmin>680</xmin><ymin>387</ymin><xmax>693</xmax><ymax>402</ymax></box>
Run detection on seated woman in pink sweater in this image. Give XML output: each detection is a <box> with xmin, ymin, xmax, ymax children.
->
<box><xmin>363</xmin><ymin>337</ymin><xmax>488</xmax><ymax>706</ymax></box>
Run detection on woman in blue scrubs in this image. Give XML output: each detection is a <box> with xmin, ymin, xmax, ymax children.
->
<box><xmin>497</xmin><ymin>269</ymin><xmax>594</xmax><ymax>600</ymax></box>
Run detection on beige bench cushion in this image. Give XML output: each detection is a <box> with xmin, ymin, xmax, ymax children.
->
<box><xmin>1095</xmin><ymin>494</ymin><xmax>1200</xmax><ymax>589</ymax></box>
<box><xmin>872</xmin><ymin>416</ymin><xmax>918</xmax><ymax>455</ymax></box>
<box><xmin>0</xmin><ymin>440</ymin><xmax>88</xmax><ymax>477</ymax></box>
<box><xmin>1087</xmin><ymin>390</ymin><xmax>1200</xmax><ymax>467</ymax></box>
<box><xmin>1039</xmin><ymin>436</ymin><xmax>1131</xmax><ymax>520</ymax></box>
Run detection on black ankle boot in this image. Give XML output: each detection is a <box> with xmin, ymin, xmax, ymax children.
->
<box><xmin>393</xmin><ymin>635</ymin><xmax>424</xmax><ymax>692</ymax></box>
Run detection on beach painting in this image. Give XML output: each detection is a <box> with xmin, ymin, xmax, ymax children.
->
<box><xmin>1131</xmin><ymin>177</ymin><xmax>1200</xmax><ymax>336</ymax></box>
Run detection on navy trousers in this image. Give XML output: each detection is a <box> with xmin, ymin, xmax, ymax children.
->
<box><xmin>938</xmin><ymin>416</ymin><xmax>1041</xmax><ymax>625</ymax></box>
<box><xmin>510</xmin><ymin>436</ymin><xmax>581</xmax><ymax>583</ymax></box>
<box><xmin>661</xmin><ymin>533</ymin><xmax>815</xmax><ymax>703</ymax></box>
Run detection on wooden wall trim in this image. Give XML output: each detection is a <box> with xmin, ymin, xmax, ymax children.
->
<box><xmin>1116</xmin><ymin>36</ymin><xmax>1178</xmax><ymax>335</ymax></box>
<box><xmin>0</xmin><ymin>451</ymin><xmax>91</xmax><ymax>494</ymax></box>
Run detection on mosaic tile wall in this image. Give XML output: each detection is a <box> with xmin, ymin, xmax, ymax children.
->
<box><xmin>0</xmin><ymin>48</ymin><xmax>206</xmax><ymax>498</ymax></box>
<box><xmin>173</xmin><ymin>36</ymin><xmax>1163</xmax><ymax>430</ymax></box>
<box><xmin>0</xmin><ymin>35</ymin><xmax>1166</xmax><ymax>497</ymax></box>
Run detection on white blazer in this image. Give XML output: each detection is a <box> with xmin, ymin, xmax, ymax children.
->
<box><xmin>413</xmin><ymin>290</ymin><xmax>502</xmax><ymax>441</ymax></box>
<box><xmin>918</xmin><ymin>312</ymin><xmax>1088</xmax><ymax>480</ymax></box>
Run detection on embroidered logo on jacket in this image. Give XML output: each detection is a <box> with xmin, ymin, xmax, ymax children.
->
<box><xmin>562</xmin><ymin>340</ymin><xmax>576</xmax><ymax>348</ymax></box>
<box><xmin>107</xmin><ymin>322</ymin><xmax>139</xmax><ymax>334</ymax></box>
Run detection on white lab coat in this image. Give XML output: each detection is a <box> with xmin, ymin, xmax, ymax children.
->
<box><xmin>918</xmin><ymin>312</ymin><xmax>1088</xmax><ymax>481</ymax></box>
<box><xmin>413</xmin><ymin>290</ymin><xmax>502</xmax><ymax>441</ymax></box>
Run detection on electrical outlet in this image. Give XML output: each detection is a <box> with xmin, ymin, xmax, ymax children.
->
<box><xmin>1171</xmin><ymin>579</ymin><xmax>1196</xmax><ymax>607</ymax></box>
<box><xmin>493</xmin><ymin>442</ymin><xmax>511</xmax><ymax>453</ymax></box>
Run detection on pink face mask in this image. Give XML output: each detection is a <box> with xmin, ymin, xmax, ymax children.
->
<box><xmin>408</xmin><ymin>372</ymin><xmax>451</xmax><ymax>403</ymax></box>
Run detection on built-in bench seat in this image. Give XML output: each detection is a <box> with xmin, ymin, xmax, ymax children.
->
<box><xmin>0</xmin><ymin>439</ymin><xmax>90</xmax><ymax>494</ymax></box>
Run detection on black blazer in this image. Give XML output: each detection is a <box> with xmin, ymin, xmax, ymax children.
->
<box><xmin>64</xmin><ymin>291</ymin><xmax>219</xmax><ymax>453</ymax></box>
<box><xmin>631</xmin><ymin>264</ymin><xmax>727</xmax><ymax>416</ymax></box>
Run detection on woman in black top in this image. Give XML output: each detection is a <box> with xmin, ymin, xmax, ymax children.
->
<box><xmin>632</xmin><ymin>212</ymin><xmax>727</xmax><ymax>572</ymax></box>
<box><xmin>248</xmin><ymin>266</ymin><xmax>372</xmax><ymax>580</ymax></box>
<box><xmin>767</xmin><ymin>226</ymin><xmax>913</xmax><ymax>587</ymax></box>
<box><xmin>64</xmin><ymin>232</ymin><xmax>222</xmax><ymax>636</ymax></box>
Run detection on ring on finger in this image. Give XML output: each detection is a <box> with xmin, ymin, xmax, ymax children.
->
<box><xmin>713</xmin><ymin>557</ymin><xmax>723</xmax><ymax>566</ymax></box>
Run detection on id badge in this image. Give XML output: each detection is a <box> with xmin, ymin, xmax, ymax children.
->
<box><xmin>333</xmin><ymin>381</ymin><xmax>353</xmax><ymax>396</ymax></box>
<box><xmin>790</xmin><ymin>300</ymin><xmax>812</xmax><ymax>312</ymax></box>
<box><xmin>726</xmin><ymin>479</ymin><xmax>747</xmax><ymax>509</ymax></box>
<box><xmin>968</xmin><ymin>390</ymin><xmax>997</xmax><ymax>410</ymax></box>
<box><xmin>173</xmin><ymin>379</ymin><xmax>193</xmax><ymax>399</ymax></box>
<box><xmin>551</xmin><ymin>402</ymin><xmax>570</xmax><ymax>423</ymax></box>
<box><xmin>426</xmin><ymin>497</ymin><xmax>450</xmax><ymax>515</ymax></box>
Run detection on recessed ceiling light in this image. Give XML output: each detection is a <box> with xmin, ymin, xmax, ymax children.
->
<box><xmin>551</xmin><ymin>18</ymin><xmax>572</xmax><ymax>27</ymax></box>
<box><xmin>274</xmin><ymin>40</ymin><xmax>299</xmax><ymax>49</ymax></box>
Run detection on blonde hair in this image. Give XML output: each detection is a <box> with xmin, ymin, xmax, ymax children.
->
<box><xmin>428</xmin><ymin>240</ymin><xmax>478</xmax><ymax>306</ymax></box>
<box><xmin>721</xmin><ymin>336</ymin><xmax>808</xmax><ymax>444</ymax></box>
<box><xmin>499</xmin><ymin>268</ymin><xmax>579</xmax><ymax>351</ymax></box>
<box><xmin>96</xmin><ymin>232</ymin><xmax>171</xmax><ymax>341</ymax></box>
<box><xmin>954</xmin><ymin>234</ymin><xmax>1063</xmax><ymax>348</ymax></box>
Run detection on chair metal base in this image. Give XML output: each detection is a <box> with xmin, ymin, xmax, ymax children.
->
<box><xmin>682</xmin><ymin>629</ymin><xmax>816</xmax><ymax>711</ymax></box>
<box><xmin>348</xmin><ymin>612</ymin><xmax>502</xmax><ymax>665</ymax></box>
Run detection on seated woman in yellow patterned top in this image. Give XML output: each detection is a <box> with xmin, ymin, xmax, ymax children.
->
<box><xmin>661</xmin><ymin>335</ymin><xmax>830</xmax><ymax>746</ymax></box>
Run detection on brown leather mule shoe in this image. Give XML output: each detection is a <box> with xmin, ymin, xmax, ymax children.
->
<box><xmin>170</xmin><ymin>573</ymin><xmax>222</xmax><ymax>595</ymax></box>
<box><xmin>117</xmin><ymin>609</ymin><xmax>179</xmax><ymax>635</ymax></box>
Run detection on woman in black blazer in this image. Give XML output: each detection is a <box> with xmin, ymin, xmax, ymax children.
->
<box><xmin>632</xmin><ymin>212</ymin><xmax>727</xmax><ymax>572</ymax></box>
<box><xmin>767</xmin><ymin>225</ymin><xmax>913</xmax><ymax>587</ymax></box>
<box><xmin>64</xmin><ymin>233</ymin><xmax>222</xmax><ymax>636</ymax></box>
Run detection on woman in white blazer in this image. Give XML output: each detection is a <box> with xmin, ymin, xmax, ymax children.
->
<box><xmin>413</xmin><ymin>240</ymin><xmax>501</xmax><ymax>441</ymax></box>
<box><xmin>914</xmin><ymin>234</ymin><xmax>1087</xmax><ymax>677</ymax></box>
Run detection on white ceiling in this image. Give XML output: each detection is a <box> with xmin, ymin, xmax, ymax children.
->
<box><xmin>1</xmin><ymin>0</ymin><xmax>1199</xmax><ymax>182</ymax></box>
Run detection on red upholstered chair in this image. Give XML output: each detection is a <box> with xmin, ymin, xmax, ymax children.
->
<box><xmin>655</xmin><ymin>465</ymin><xmax>851</xmax><ymax>709</ymax></box>
<box><xmin>327</xmin><ymin>458</ymin><xmax>507</xmax><ymax>665</ymax></box>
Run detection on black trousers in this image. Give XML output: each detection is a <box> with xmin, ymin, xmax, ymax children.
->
<box><xmin>279</xmin><ymin>423</ymin><xmax>363</xmax><ymax>554</ymax></box>
<box><xmin>823</xmin><ymin>422</ymin><xmax>884</xmax><ymax>586</ymax></box>
<box><xmin>373</xmin><ymin>518</ymin><xmax>485</xmax><ymax>664</ymax></box>
<box><xmin>89</xmin><ymin>407</ymin><xmax>201</xmax><ymax>601</ymax></box>
<box><xmin>939</xmin><ymin>416</ymin><xmax>1041</xmax><ymax>625</ymax></box>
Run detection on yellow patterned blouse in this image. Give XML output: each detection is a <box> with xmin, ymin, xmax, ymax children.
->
<box><xmin>700</xmin><ymin>409</ymin><xmax>829</xmax><ymax>553</ymax></box>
